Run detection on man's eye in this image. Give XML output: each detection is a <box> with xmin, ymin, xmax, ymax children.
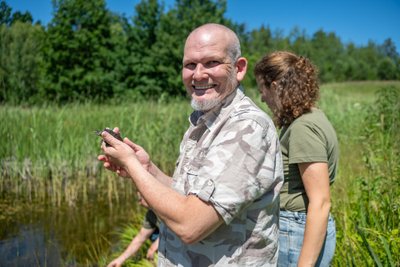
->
<box><xmin>184</xmin><ymin>63</ymin><xmax>196</xmax><ymax>70</ymax></box>
<box><xmin>204</xmin><ymin>61</ymin><xmax>221</xmax><ymax>68</ymax></box>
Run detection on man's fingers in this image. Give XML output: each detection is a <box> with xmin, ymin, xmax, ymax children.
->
<box><xmin>124</xmin><ymin>137</ymin><xmax>142</xmax><ymax>151</ymax></box>
<box><xmin>101</xmin><ymin>131</ymin><xmax>121</xmax><ymax>147</ymax></box>
<box><xmin>123</xmin><ymin>137</ymin><xmax>135</xmax><ymax>148</ymax></box>
<box><xmin>112</xmin><ymin>127</ymin><xmax>120</xmax><ymax>134</ymax></box>
<box><xmin>98</xmin><ymin>155</ymin><xmax>107</xmax><ymax>161</ymax></box>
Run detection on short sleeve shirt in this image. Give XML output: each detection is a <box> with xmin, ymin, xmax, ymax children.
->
<box><xmin>158</xmin><ymin>88</ymin><xmax>284</xmax><ymax>266</ymax></box>
<box><xmin>142</xmin><ymin>209</ymin><xmax>159</xmax><ymax>230</ymax></box>
<box><xmin>279</xmin><ymin>108</ymin><xmax>339</xmax><ymax>211</ymax></box>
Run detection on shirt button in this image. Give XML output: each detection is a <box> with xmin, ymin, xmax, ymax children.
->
<box><xmin>207</xmin><ymin>180</ymin><xmax>213</xmax><ymax>186</ymax></box>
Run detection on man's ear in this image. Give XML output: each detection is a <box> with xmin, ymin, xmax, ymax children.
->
<box><xmin>235</xmin><ymin>57</ymin><xmax>248</xmax><ymax>82</ymax></box>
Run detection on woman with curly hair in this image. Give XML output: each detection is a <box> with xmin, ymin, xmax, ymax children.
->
<box><xmin>254</xmin><ymin>51</ymin><xmax>338</xmax><ymax>267</ymax></box>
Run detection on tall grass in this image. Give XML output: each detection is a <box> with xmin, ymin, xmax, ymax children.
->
<box><xmin>0</xmin><ymin>100</ymin><xmax>191</xmax><ymax>206</ymax></box>
<box><xmin>319</xmin><ymin>83</ymin><xmax>400</xmax><ymax>266</ymax></box>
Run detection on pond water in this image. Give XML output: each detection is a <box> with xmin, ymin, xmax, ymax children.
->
<box><xmin>0</xmin><ymin>192</ymin><xmax>140</xmax><ymax>266</ymax></box>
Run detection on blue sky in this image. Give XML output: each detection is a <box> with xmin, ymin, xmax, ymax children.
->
<box><xmin>6</xmin><ymin>0</ymin><xmax>400</xmax><ymax>52</ymax></box>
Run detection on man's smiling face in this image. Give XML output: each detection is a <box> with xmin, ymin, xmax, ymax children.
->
<box><xmin>182</xmin><ymin>29</ymin><xmax>238</xmax><ymax>111</ymax></box>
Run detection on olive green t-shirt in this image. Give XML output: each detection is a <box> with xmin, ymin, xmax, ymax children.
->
<box><xmin>279</xmin><ymin>108</ymin><xmax>339</xmax><ymax>212</ymax></box>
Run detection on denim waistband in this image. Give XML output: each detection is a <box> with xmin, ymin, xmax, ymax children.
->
<box><xmin>280</xmin><ymin>210</ymin><xmax>334</xmax><ymax>220</ymax></box>
<box><xmin>280</xmin><ymin>210</ymin><xmax>307</xmax><ymax>220</ymax></box>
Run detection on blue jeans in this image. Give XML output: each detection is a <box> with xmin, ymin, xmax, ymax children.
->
<box><xmin>278</xmin><ymin>210</ymin><xmax>336</xmax><ymax>267</ymax></box>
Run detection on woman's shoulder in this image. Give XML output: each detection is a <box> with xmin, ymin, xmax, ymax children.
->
<box><xmin>290</xmin><ymin>108</ymin><xmax>337</xmax><ymax>142</ymax></box>
<box><xmin>292</xmin><ymin>108</ymin><xmax>328</xmax><ymax>126</ymax></box>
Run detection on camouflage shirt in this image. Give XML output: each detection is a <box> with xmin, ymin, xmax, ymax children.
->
<box><xmin>158</xmin><ymin>88</ymin><xmax>283</xmax><ymax>267</ymax></box>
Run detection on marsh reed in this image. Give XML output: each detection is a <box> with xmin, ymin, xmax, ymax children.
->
<box><xmin>0</xmin><ymin>100</ymin><xmax>191</xmax><ymax>206</ymax></box>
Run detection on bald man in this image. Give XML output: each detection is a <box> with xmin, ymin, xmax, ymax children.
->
<box><xmin>99</xmin><ymin>23</ymin><xmax>283</xmax><ymax>266</ymax></box>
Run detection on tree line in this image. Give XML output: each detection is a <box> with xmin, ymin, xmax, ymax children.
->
<box><xmin>0</xmin><ymin>0</ymin><xmax>399</xmax><ymax>105</ymax></box>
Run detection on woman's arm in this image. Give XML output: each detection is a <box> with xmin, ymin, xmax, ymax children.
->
<box><xmin>297</xmin><ymin>162</ymin><xmax>331</xmax><ymax>267</ymax></box>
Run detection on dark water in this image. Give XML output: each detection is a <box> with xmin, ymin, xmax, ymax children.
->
<box><xmin>0</xmin><ymin>194</ymin><xmax>141</xmax><ymax>266</ymax></box>
<box><xmin>0</xmin><ymin>224</ymin><xmax>62</xmax><ymax>266</ymax></box>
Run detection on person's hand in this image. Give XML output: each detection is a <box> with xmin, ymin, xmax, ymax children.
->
<box><xmin>102</xmin><ymin>130</ymin><xmax>137</xmax><ymax>166</ymax></box>
<box><xmin>98</xmin><ymin>127</ymin><xmax>137</xmax><ymax>174</ymax></box>
<box><xmin>123</xmin><ymin>138</ymin><xmax>151</xmax><ymax>171</ymax></box>
<box><xmin>146</xmin><ymin>247</ymin><xmax>157</xmax><ymax>261</ymax></box>
<box><xmin>107</xmin><ymin>257</ymin><xmax>124</xmax><ymax>267</ymax></box>
<box><xmin>98</xmin><ymin>127</ymin><xmax>131</xmax><ymax>177</ymax></box>
<box><xmin>97</xmin><ymin>127</ymin><xmax>151</xmax><ymax>176</ymax></box>
<box><xmin>146</xmin><ymin>237</ymin><xmax>159</xmax><ymax>261</ymax></box>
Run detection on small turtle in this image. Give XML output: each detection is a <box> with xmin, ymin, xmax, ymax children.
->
<box><xmin>95</xmin><ymin>128</ymin><xmax>123</xmax><ymax>147</ymax></box>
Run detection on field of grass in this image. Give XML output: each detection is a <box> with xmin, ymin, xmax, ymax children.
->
<box><xmin>320</xmin><ymin>82</ymin><xmax>400</xmax><ymax>266</ymax></box>
<box><xmin>1</xmin><ymin>81</ymin><xmax>399</xmax><ymax>266</ymax></box>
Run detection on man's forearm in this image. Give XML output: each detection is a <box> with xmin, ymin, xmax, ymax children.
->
<box><xmin>125</xmin><ymin>157</ymin><xmax>222</xmax><ymax>244</ymax></box>
<box><xmin>148</xmin><ymin>161</ymin><xmax>173</xmax><ymax>186</ymax></box>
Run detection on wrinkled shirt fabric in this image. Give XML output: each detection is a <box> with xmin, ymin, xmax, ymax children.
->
<box><xmin>158</xmin><ymin>88</ymin><xmax>283</xmax><ymax>267</ymax></box>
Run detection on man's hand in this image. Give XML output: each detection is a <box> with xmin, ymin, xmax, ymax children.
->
<box><xmin>97</xmin><ymin>127</ymin><xmax>151</xmax><ymax>177</ymax></box>
<box><xmin>97</xmin><ymin>127</ymin><xmax>134</xmax><ymax>176</ymax></box>
<box><xmin>123</xmin><ymin>138</ymin><xmax>151</xmax><ymax>171</ymax></box>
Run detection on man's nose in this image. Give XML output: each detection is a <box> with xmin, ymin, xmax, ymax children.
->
<box><xmin>193</xmin><ymin>64</ymin><xmax>207</xmax><ymax>80</ymax></box>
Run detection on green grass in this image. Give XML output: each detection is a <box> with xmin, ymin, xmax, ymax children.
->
<box><xmin>321</xmin><ymin>83</ymin><xmax>400</xmax><ymax>266</ymax></box>
<box><xmin>1</xmin><ymin>81</ymin><xmax>400</xmax><ymax>265</ymax></box>
<box><xmin>322</xmin><ymin>81</ymin><xmax>400</xmax><ymax>100</ymax></box>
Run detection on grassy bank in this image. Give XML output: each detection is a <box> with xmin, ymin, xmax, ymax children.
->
<box><xmin>1</xmin><ymin>81</ymin><xmax>399</xmax><ymax>265</ymax></box>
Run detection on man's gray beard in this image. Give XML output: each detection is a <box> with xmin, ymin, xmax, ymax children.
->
<box><xmin>191</xmin><ymin>97</ymin><xmax>221</xmax><ymax>111</ymax></box>
<box><xmin>190</xmin><ymin>70</ymin><xmax>238</xmax><ymax>112</ymax></box>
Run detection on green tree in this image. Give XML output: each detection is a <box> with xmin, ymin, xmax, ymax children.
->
<box><xmin>289</xmin><ymin>27</ymin><xmax>313</xmax><ymax>58</ymax></box>
<box><xmin>44</xmin><ymin>0</ymin><xmax>119</xmax><ymax>103</ymax></box>
<box><xmin>354</xmin><ymin>42</ymin><xmax>381</xmax><ymax>80</ymax></box>
<box><xmin>244</xmin><ymin>25</ymin><xmax>274</xmax><ymax>88</ymax></box>
<box><xmin>0</xmin><ymin>22</ymin><xmax>44</xmax><ymax>103</ymax></box>
<box><xmin>107</xmin><ymin>14</ymin><xmax>131</xmax><ymax>97</ymax></box>
<box><xmin>123</xmin><ymin>0</ymin><xmax>164</xmax><ymax>98</ymax></box>
<box><xmin>269</xmin><ymin>28</ymin><xmax>290</xmax><ymax>52</ymax></box>
<box><xmin>378</xmin><ymin>57</ymin><xmax>398</xmax><ymax>80</ymax></box>
<box><xmin>310</xmin><ymin>30</ymin><xmax>345</xmax><ymax>82</ymax></box>
<box><xmin>10</xmin><ymin>11</ymin><xmax>33</xmax><ymax>25</ymax></box>
<box><xmin>380</xmin><ymin>38</ymin><xmax>399</xmax><ymax>60</ymax></box>
<box><xmin>0</xmin><ymin>0</ymin><xmax>12</xmax><ymax>25</ymax></box>
<box><xmin>379</xmin><ymin>38</ymin><xmax>400</xmax><ymax>79</ymax></box>
<box><xmin>0</xmin><ymin>1</ymin><xmax>34</xmax><ymax>26</ymax></box>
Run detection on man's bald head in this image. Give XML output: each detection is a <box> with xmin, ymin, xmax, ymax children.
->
<box><xmin>185</xmin><ymin>23</ymin><xmax>241</xmax><ymax>62</ymax></box>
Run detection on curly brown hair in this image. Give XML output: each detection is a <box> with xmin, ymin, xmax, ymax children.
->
<box><xmin>254</xmin><ymin>51</ymin><xmax>319</xmax><ymax>128</ymax></box>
